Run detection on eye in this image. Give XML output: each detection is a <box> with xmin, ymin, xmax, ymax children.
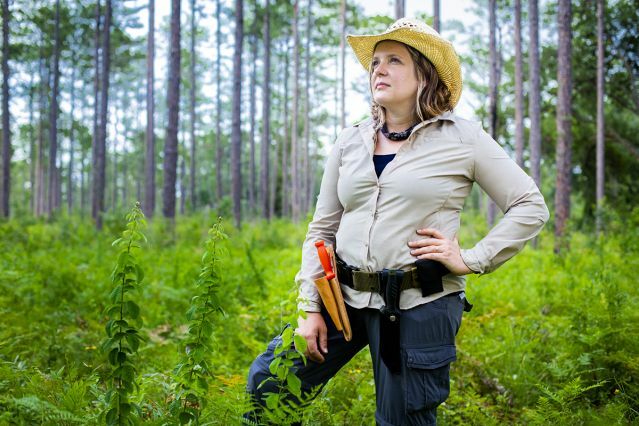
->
<box><xmin>371</xmin><ymin>59</ymin><xmax>379</xmax><ymax>68</ymax></box>
<box><xmin>390</xmin><ymin>57</ymin><xmax>401</xmax><ymax>63</ymax></box>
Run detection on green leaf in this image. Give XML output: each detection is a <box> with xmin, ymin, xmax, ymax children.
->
<box><xmin>123</xmin><ymin>301</ymin><xmax>140</xmax><ymax>319</ymax></box>
<box><xmin>287</xmin><ymin>374</ymin><xmax>302</xmax><ymax>398</ymax></box>
<box><xmin>293</xmin><ymin>334</ymin><xmax>307</xmax><ymax>354</ymax></box>
<box><xmin>179</xmin><ymin>411</ymin><xmax>195</xmax><ymax>424</ymax></box>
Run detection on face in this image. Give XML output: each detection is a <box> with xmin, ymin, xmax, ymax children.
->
<box><xmin>370</xmin><ymin>41</ymin><xmax>419</xmax><ymax>110</ymax></box>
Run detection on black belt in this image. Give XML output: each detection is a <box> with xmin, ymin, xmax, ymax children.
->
<box><xmin>335</xmin><ymin>255</ymin><xmax>473</xmax><ymax>313</ymax></box>
<box><xmin>335</xmin><ymin>255</ymin><xmax>449</xmax><ymax>298</ymax></box>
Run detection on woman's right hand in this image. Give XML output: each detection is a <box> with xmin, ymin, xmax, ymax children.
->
<box><xmin>295</xmin><ymin>312</ymin><xmax>328</xmax><ymax>363</ymax></box>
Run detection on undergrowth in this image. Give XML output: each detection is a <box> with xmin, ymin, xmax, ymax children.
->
<box><xmin>0</xmin><ymin>208</ymin><xmax>637</xmax><ymax>424</ymax></box>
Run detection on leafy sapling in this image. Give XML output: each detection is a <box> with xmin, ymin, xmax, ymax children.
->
<box><xmin>170</xmin><ymin>217</ymin><xmax>227</xmax><ymax>424</ymax></box>
<box><xmin>101</xmin><ymin>202</ymin><xmax>147</xmax><ymax>425</ymax></box>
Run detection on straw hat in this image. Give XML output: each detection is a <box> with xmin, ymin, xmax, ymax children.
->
<box><xmin>347</xmin><ymin>17</ymin><xmax>462</xmax><ymax>108</ymax></box>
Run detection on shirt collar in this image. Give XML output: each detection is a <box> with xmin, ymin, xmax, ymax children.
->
<box><xmin>356</xmin><ymin>110</ymin><xmax>457</xmax><ymax>147</ymax></box>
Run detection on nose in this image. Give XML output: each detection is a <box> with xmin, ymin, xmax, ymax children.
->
<box><xmin>373</xmin><ymin>62</ymin><xmax>388</xmax><ymax>77</ymax></box>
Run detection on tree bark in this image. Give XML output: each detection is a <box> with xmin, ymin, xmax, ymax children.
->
<box><xmin>554</xmin><ymin>0</ymin><xmax>573</xmax><ymax>252</ymax></box>
<box><xmin>339</xmin><ymin>0</ymin><xmax>346</xmax><ymax>129</ymax></box>
<box><xmin>528</xmin><ymin>0</ymin><xmax>541</xmax><ymax>188</ymax></box>
<box><xmin>93</xmin><ymin>0</ymin><xmax>110</xmax><ymax>229</ymax></box>
<box><xmin>433</xmin><ymin>0</ymin><xmax>440</xmax><ymax>32</ymax></box>
<box><xmin>514</xmin><ymin>0</ymin><xmax>524</xmax><ymax>169</ymax></box>
<box><xmin>1</xmin><ymin>0</ymin><xmax>10</xmax><ymax>217</ymax></box>
<box><xmin>281</xmin><ymin>39</ymin><xmax>290</xmax><ymax>217</ymax></box>
<box><xmin>260</xmin><ymin>0</ymin><xmax>271</xmax><ymax>219</ymax></box>
<box><xmin>487</xmin><ymin>0</ymin><xmax>499</xmax><ymax>227</ymax></box>
<box><xmin>303</xmin><ymin>0</ymin><xmax>313</xmax><ymax>214</ymax></box>
<box><xmin>67</xmin><ymin>59</ymin><xmax>76</xmax><ymax>214</ymax></box>
<box><xmin>162</xmin><ymin>0</ymin><xmax>181</xmax><ymax>219</ymax></box>
<box><xmin>91</xmin><ymin>0</ymin><xmax>101</xmax><ymax>221</ymax></box>
<box><xmin>189</xmin><ymin>0</ymin><xmax>197</xmax><ymax>211</ymax></box>
<box><xmin>291</xmin><ymin>0</ymin><xmax>300</xmax><ymax>222</ymax></box>
<box><xmin>248</xmin><ymin>28</ymin><xmax>257</xmax><ymax>217</ymax></box>
<box><xmin>48</xmin><ymin>0</ymin><xmax>61</xmax><ymax>216</ymax></box>
<box><xmin>36</xmin><ymin>53</ymin><xmax>47</xmax><ymax>217</ymax></box>
<box><xmin>215</xmin><ymin>0</ymin><xmax>223</xmax><ymax>202</ymax></box>
<box><xmin>144</xmin><ymin>0</ymin><xmax>155</xmax><ymax>217</ymax></box>
<box><xmin>29</xmin><ymin>73</ymin><xmax>35</xmax><ymax>213</ymax></box>
<box><xmin>596</xmin><ymin>0</ymin><xmax>605</xmax><ymax>234</ymax></box>
<box><xmin>230</xmin><ymin>0</ymin><xmax>243</xmax><ymax>227</ymax></box>
<box><xmin>394</xmin><ymin>0</ymin><xmax>405</xmax><ymax>19</ymax></box>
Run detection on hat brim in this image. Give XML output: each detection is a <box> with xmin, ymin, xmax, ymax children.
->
<box><xmin>347</xmin><ymin>27</ymin><xmax>462</xmax><ymax>108</ymax></box>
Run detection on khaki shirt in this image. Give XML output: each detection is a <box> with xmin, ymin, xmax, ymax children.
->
<box><xmin>296</xmin><ymin>112</ymin><xmax>549</xmax><ymax>312</ymax></box>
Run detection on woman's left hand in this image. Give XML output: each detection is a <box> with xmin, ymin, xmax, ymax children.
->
<box><xmin>408</xmin><ymin>228</ymin><xmax>473</xmax><ymax>276</ymax></box>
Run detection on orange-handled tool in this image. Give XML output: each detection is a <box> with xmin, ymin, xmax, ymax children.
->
<box><xmin>314</xmin><ymin>241</ymin><xmax>335</xmax><ymax>280</ymax></box>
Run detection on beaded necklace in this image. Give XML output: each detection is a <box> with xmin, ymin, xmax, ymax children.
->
<box><xmin>380</xmin><ymin>122</ymin><xmax>419</xmax><ymax>141</ymax></box>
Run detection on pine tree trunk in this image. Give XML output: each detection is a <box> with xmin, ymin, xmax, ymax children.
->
<box><xmin>215</xmin><ymin>0</ymin><xmax>223</xmax><ymax>202</ymax></box>
<box><xmin>91</xmin><ymin>0</ymin><xmax>101</xmax><ymax>222</ymax></box>
<box><xmin>96</xmin><ymin>0</ymin><xmax>111</xmax><ymax>228</ymax></box>
<box><xmin>303</xmin><ymin>0</ymin><xmax>313</xmax><ymax>214</ymax></box>
<box><xmin>162</xmin><ymin>0</ymin><xmax>181</xmax><ymax>219</ymax></box>
<box><xmin>433</xmin><ymin>0</ymin><xmax>440</xmax><ymax>32</ymax></box>
<box><xmin>595</xmin><ymin>0</ymin><xmax>605</xmax><ymax>234</ymax></box>
<box><xmin>395</xmin><ymin>0</ymin><xmax>405</xmax><ymax>19</ymax></box>
<box><xmin>281</xmin><ymin>39</ymin><xmax>290</xmax><ymax>217</ymax></box>
<box><xmin>487</xmin><ymin>0</ymin><xmax>499</xmax><ymax>227</ymax></box>
<box><xmin>29</xmin><ymin>74</ymin><xmax>35</xmax><ymax>213</ymax></box>
<box><xmin>111</xmin><ymin>97</ymin><xmax>119</xmax><ymax>210</ymax></box>
<box><xmin>37</xmin><ymin>51</ymin><xmax>48</xmax><ymax>217</ymax></box>
<box><xmin>554</xmin><ymin>0</ymin><xmax>573</xmax><ymax>252</ymax></box>
<box><xmin>1</xmin><ymin>0</ymin><xmax>10</xmax><ymax>217</ymax></box>
<box><xmin>339</xmin><ymin>0</ymin><xmax>346</xmax><ymax>129</ymax></box>
<box><xmin>67</xmin><ymin>61</ymin><xmax>76</xmax><ymax>214</ymax></box>
<box><xmin>48</xmin><ymin>0</ymin><xmax>61</xmax><ymax>216</ymax></box>
<box><xmin>144</xmin><ymin>0</ymin><xmax>155</xmax><ymax>217</ymax></box>
<box><xmin>291</xmin><ymin>0</ymin><xmax>300</xmax><ymax>222</ymax></box>
<box><xmin>514</xmin><ymin>0</ymin><xmax>524</xmax><ymax>169</ymax></box>
<box><xmin>528</xmin><ymin>0</ymin><xmax>541</xmax><ymax>188</ymax></box>
<box><xmin>248</xmin><ymin>32</ymin><xmax>257</xmax><ymax>217</ymax></box>
<box><xmin>230</xmin><ymin>0</ymin><xmax>243</xmax><ymax>227</ymax></box>
<box><xmin>260</xmin><ymin>0</ymin><xmax>271</xmax><ymax>220</ymax></box>
<box><xmin>189</xmin><ymin>0</ymin><xmax>197</xmax><ymax>211</ymax></box>
<box><xmin>180</xmin><ymin>156</ymin><xmax>186</xmax><ymax>214</ymax></box>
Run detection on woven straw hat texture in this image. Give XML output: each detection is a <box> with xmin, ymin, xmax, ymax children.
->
<box><xmin>346</xmin><ymin>18</ymin><xmax>462</xmax><ymax>108</ymax></box>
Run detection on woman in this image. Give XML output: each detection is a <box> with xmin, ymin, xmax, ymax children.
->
<box><xmin>246</xmin><ymin>18</ymin><xmax>549</xmax><ymax>425</ymax></box>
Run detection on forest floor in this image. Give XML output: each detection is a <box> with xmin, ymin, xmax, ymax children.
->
<box><xmin>0</xmin><ymin>209</ymin><xmax>637</xmax><ymax>425</ymax></box>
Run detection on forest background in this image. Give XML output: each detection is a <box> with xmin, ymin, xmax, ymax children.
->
<box><xmin>0</xmin><ymin>0</ymin><xmax>638</xmax><ymax>424</ymax></box>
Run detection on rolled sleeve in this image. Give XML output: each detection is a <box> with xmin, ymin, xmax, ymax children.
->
<box><xmin>296</xmin><ymin>136</ymin><xmax>344</xmax><ymax>312</ymax></box>
<box><xmin>461</xmin><ymin>127</ymin><xmax>550</xmax><ymax>274</ymax></box>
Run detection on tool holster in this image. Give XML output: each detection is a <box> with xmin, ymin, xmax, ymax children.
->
<box><xmin>379</xmin><ymin>269</ymin><xmax>404</xmax><ymax>374</ymax></box>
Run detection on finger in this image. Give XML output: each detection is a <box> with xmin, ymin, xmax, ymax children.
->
<box><xmin>306</xmin><ymin>338</ymin><xmax>325</xmax><ymax>363</ymax></box>
<box><xmin>417</xmin><ymin>228</ymin><xmax>445</xmax><ymax>239</ymax></box>
<box><xmin>417</xmin><ymin>252</ymin><xmax>446</xmax><ymax>261</ymax></box>
<box><xmin>408</xmin><ymin>238</ymin><xmax>443</xmax><ymax>248</ymax></box>
<box><xmin>319</xmin><ymin>326</ymin><xmax>328</xmax><ymax>354</ymax></box>
<box><xmin>410</xmin><ymin>245</ymin><xmax>443</xmax><ymax>256</ymax></box>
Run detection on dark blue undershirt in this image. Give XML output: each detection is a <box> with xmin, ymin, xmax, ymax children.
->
<box><xmin>373</xmin><ymin>154</ymin><xmax>396</xmax><ymax>178</ymax></box>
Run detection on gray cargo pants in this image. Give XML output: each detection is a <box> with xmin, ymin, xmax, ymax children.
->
<box><xmin>245</xmin><ymin>292</ymin><xmax>465</xmax><ymax>425</ymax></box>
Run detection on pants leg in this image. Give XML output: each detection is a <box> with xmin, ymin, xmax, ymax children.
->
<box><xmin>245</xmin><ymin>305</ymin><xmax>369</xmax><ymax>424</ymax></box>
<box><xmin>369</xmin><ymin>293</ymin><xmax>465</xmax><ymax>426</ymax></box>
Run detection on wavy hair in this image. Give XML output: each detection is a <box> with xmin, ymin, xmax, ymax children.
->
<box><xmin>370</xmin><ymin>42</ymin><xmax>452</xmax><ymax>133</ymax></box>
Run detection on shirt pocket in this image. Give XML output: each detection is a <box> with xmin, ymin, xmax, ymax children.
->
<box><xmin>404</xmin><ymin>344</ymin><xmax>456</xmax><ymax>413</ymax></box>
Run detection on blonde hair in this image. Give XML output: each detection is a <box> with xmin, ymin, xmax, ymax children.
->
<box><xmin>370</xmin><ymin>42</ymin><xmax>452</xmax><ymax>133</ymax></box>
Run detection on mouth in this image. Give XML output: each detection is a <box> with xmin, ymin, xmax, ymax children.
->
<box><xmin>375</xmin><ymin>82</ymin><xmax>390</xmax><ymax>89</ymax></box>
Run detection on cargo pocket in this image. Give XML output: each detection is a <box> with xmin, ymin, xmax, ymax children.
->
<box><xmin>404</xmin><ymin>345</ymin><xmax>456</xmax><ymax>413</ymax></box>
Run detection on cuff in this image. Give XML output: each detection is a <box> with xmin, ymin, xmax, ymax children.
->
<box><xmin>460</xmin><ymin>248</ymin><xmax>485</xmax><ymax>274</ymax></box>
<box><xmin>297</xmin><ymin>299</ymin><xmax>322</xmax><ymax>313</ymax></box>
